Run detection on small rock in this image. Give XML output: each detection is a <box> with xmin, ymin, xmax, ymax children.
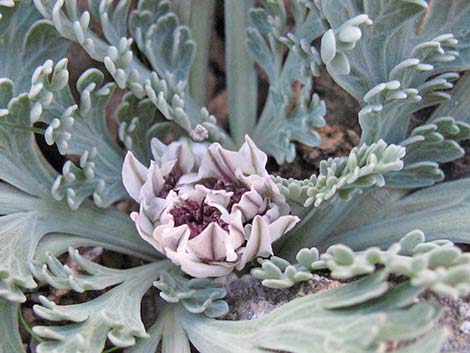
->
<box><xmin>222</xmin><ymin>274</ymin><xmax>341</xmax><ymax>320</ymax></box>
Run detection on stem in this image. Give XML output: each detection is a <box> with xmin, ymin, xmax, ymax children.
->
<box><xmin>18</xmin><ymin>306</ymin><xmax>45</xmax><ymax>344</ymax></box>
<box><xmin>174</xmin><ymin>0</ymin><xmax>191</xmax><ymax>25</ymax></box>
<box><xmin>224</xmin><ymin>0</ymin><xmax>257</xmax><ymax>147</ymax></box>
<box><xmin>0</xmin><ymin>120</ymin><xmax>45</xmax><ymax>135</ymax></box>
<box><xmin>35</xmin><ymin>200</ymin><xmax>162</xmax><ymax>262</ymax></box>
<box><xmin>189</xmin><ymin>0</ymin><xmax>215</xmax><ymax>107</ymax></box>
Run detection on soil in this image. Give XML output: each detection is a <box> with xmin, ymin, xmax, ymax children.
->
<box><xmin>18</xmin><ymin>2</ymin><xmax>470</xmax><ymax>353</ymax></box>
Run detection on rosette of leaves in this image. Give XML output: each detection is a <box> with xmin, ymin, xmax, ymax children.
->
<box><xmin>0</xmin><ymin>1</ymin><xmax>470</xmax><ymax>353</ymax></box>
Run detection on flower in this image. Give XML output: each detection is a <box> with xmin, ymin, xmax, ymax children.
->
<box><xmin>122</xmin><ymin>136</ymin><xmax>300</xmax><ymax>277</ymax></box>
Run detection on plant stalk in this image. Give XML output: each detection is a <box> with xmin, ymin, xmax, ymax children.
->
<box><xmin>189</xmin><ymin>0</ymin><xmax>215</xmax><ymax>107</ymax></box>
<box><xmin>224</xmin><ymin>0</ymin><xmax>257</xmax><ymax>147</ymax></box>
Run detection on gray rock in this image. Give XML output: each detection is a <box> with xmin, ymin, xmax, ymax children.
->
<box><xmin>222</xmin><ymin>273</ymin><xmax>342</xmax><ymax>320</ymax></box>
<box><xmin>424</xmin><ymin>292</ymin><xmax>470</xmax><ymax>353</ymax></box>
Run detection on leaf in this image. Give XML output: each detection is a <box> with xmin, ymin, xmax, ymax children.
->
<box><xmin>323</xmin><ymin>178</ymin><xmax>470</xmax><ymax>249</ymax></box>
<box><xmin>418</xmin><ymin>0</ymin><xmax>470</xmax><ymax>72</ymax></box>
<box><xmin>115</xmin><ymin>92</ymin><xmax>183</xmax><ymax>164</ymax></box>
<box><xmin>385</xmin><ymin>116</ymin><xmax>470</xmax><ymax>188</ymax></box>
<box><xmin>31</xmin><ymin>247</ymin><xmax>157</xmax><ymax>293</ymax></box>
<box><xmin>160</xmin><ymin>304</ymin><xmax>191</xmax><ymax>353</ymax></box>
<box><xmin>126</xmin><ymin>319</ymin><xmax>163</xmax><ymax>353</ymax></box>
<box><xmin>248</xmin><ymin>2</ymin><xmax>327</xmax><ymax>163</ymax></box>
<box><xmin>319</xmin><ymin>0</ymin><xmax>468</xmax><ymax>145</ymax></box>
<box><xmin>0</xmin><ymin>92</ymin><xmax>55</xmax><ymax>197</ymax></box>
<box><xmin>137</xmin><ymin>11</ymin><xmax>195</xmax><ymax>85</ymax></box>
<box><xmin>27</xmin><ymin>61</ymin><xmax>126</xmax><ymax>209</ymax></box>
<box><xmin>319</xmin><ymin>0</ymin><xmax>429</xmax><ymax>99</ymax></box>
<box><xmin>259</xmin><ymin>230</ymin><xmax>470</xmax><ymax>296</ymax></box>
<box><xmin>225</xmin><ymin>0</ymin><xmax>257</xmax><ymax>146</ymax></box>
<box><xmin>275</xmin><ymin>140</ymin><xmax>405</xmax><ymax>207</ymax></box>
<box><xmin>0</xmin><ymin>212</ymin><xmax>44</xmax><ymax>302</ymax></box>
<box><xmin>155</xmin><ymin>270</ymin><xmax>229</xmax><ymax>318</ymax></box>
<box><xmin>35</xmin><ymin>0</ymin><xmax>232</xmax><ymax>145</ymax></box>
<box><xmin>0</xmin><ymin>0</ymin><xmax>69</xmax><ymax>93</ymax></box>
<box><xmin>431</xmin><ymin>71</ymin><xmax>470</xmax><ymax>123</ymax></box>
<box><xmin>394</xmin><ymin>329</ymin><xmax>446</xmax><ymax>353</ymax></box>
<box><xmin>183</xmin><ymin>272</ymin><xmax>444</xmax><ymax>353</ymax></box>
<box><xmin>0</xmin><ymin>177</ymin><xmax>160</xmax><ymax>302</ymax></box>
<box><xmin>0</xmin><ymin>298</ymin><xmax>25</xmax><ymax>353</ymax></box>
<box><xmin>33</xmin><ymin>262</ymin><xmax>169</xmax><ymax>352</ymax></box>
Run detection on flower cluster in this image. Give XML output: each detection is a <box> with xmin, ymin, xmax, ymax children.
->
<box><xmin>122</xmin><ymin>136</ymin><xmax>299</xmax><ymax>277</ymax></box>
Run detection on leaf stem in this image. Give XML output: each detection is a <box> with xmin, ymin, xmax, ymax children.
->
<box><xmin>0</xmin><ymin>120</ymin><xmax>45</xmax><ymax>135</ymax></box>
<box><xmin>224</xmin><ymin>0</ymin><xmax>257</xmax><ymax>147</ymax></box>
<box><xmin>188</xmin><ymin>0</ymin><xmax>215</xmax><ymax>107</ymax></box>
<box><xmin>18</xmin><ymin>305</ymin><xmax>45</xmax><ymax>344</ymax></box>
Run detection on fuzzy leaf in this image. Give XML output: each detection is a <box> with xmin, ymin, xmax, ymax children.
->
<box><xmin>115</xmin><ymin>92</ymin><xmax>183</xmax><ymax>164</ymax></box>
<box><xmin>318</xmin><ymin>0</ymin><xmax>469</xmax><ymax>145</ymax></box>
<box><xmin>35</xmin><ymin>0</ymin><xmax>231</xmax><ymax>144</ymax></box>
<box><xmin>385</xmin><ymin>116</ymin><xmax>470</xmax><ymax>188</ymax></box>
<box><xmin>324</xmin><ymin>178</ymin><xmax>470</xmax><ymax>249</ymax></box>
<box><xmin>0</xmin><ymin>298</ymin><xmax>24</xmax><ymax>353</ymax></box>
<box><xmin>0</xmin><ymin>92</ymin><xmax>55</xmax><ymax>197</ymax></box>
<box><xmin>275</xmin><ymin>140</ymin><xmax>405</xmax><ymax>207</ymax></box>
<box><xmin>0</xmin><ymin>0</ymin><xmax>69</xmax><ymax>93</ymax></box>
<box><xmin>31</xmin><ymin>61</ymin><xmax>126</xmax><ymax>209</ymax></box>
<box><xmin>33</xmin><ymin>262</ymin><xmax>169</xmax><ymax>352</ymax></box>
<box><xmin>256</xmin><ymin>230</ymin><xmax>470</xmax><ymax>296</ymax></box>
<box><xmin>431</xmin><ymin>71</ymin><xmax>470</xmax><ymax>123</ymax></box>
<box><xmin>155</xmin><ymin>270</ymin><xmax>228</xmax><ymax>318</ymax></box>
<box><xmin>183</xmin><ymin>272</ymin><xmax>444</xmax><ymax>353</ymax></box>
<box><xmin>248</xmin><ymin>1</ymin><xmax>327</xmax><ymax>163</ymax></box>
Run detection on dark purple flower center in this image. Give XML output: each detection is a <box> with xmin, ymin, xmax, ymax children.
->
<box><xmin>169</xmin><ymin>177</ymin><xmax>249</xmax><ymax>239</ymax></box>
<box><xmin>201</xmin><ymin>178</ymin><xmax>249</xmax><ymax>210</ymax></box>
<box><xmin>157</xmin><ymin>170</ymin><xmax>183</xmax><ymax>198</ymax></box>
<box><xmin>170</xmin><ymin>200</ymin><xmax>229</xmax><ymax>239</ymax></box>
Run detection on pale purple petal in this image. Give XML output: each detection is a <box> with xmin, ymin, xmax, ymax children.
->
<box><xmin>122</xmin><ymin>152</ymin><xmax>148</xmax><ymax>201</ymax></box>
<box><xmin>186</xmin><ymin>223</ymin><xmax>228</xmax><ymax>261</ymax></box>
<box><xmin>237</xmin><ymin>215</ymin><xmax>273</xmax><ymax>270</ymax></box>
<box><xmin>166</xmin><ymin>249</ymin><xmax>236</xmax><ymax>278</ymax></box>
<box><xmin>268</xmin><ymin>215</ymin><xmax>300</xmax><ymax>242</ymax></box>
<box><xmin>232</xmin><ymin>189</ymin><xmax>265</xmax><ymax>221</ymax></box>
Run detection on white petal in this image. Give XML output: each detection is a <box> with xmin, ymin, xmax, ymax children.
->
<box><xmin>168</xmin><ymin>141</ymin><xmax>195</xmax><ymax>173</ymax></box>
<box><xmin>196</xmin><ymin>185</ymin><xmax>232</xmax><ymax>210</ymax></box>
<box><xmin>226</xmin><ymin>232</ymin><xmax>245</xmax><ymax>262</ymax></box>
<box><xmin>237</xmin><ymin>215</ymin><xmax>272</xmax><ymax>270</ymax></box>
<box><xmin>122</xmin><ymin>152</ymin><xmax>148</xmax><ymax>201</ymax></box>
<box><xmin>140</xmin><ymin>161</ymin><xmax>166</xmax><ymax>202</ymax></box>
<box><xmin>131</xmin><ymin>211</ymin><xmax>161</xmax><ymax>252</ymax></box>
<box><xmin>268</xmin><ymin>215</ymin><xmax>300</xmax><ymax>242</ymax></box>
<box><xmin>186</xmin><ymin>223</ymin><xmax>228</xmax><ymax>261</ymax></box>
<box><xmin>150</xmin><ymin>138</ymin><xmax>168</xmax><ymax>163</ymax></box>
<box><xmin>232</xmin><ymin>189</ymin><xmax>264</xmax><ymax>221</ymax></box>
<box><xmin>151</xmin><ymin>138</ymin><xmax>195</xmax><ymax>173</ymax></box>
<box><xmin>146</xmin><ymin>196</ymin><xmax>173</xmax><ymax>222</ymax></box>
<box><xmin>153</xmin><ymin>223</ymin><xmax>189</xmax><ymax>253</ymax></box>
<box><xmin>177</xmin><ymin>172</ymin><xmax>200</xmax><ymax>187</ymax></box>
<box><xmin>263</xmin><ymin>204</ymin><xmax>280</xmax><ymax>223</ymax></box>
<box><xmin>221</xmin><ymin>210</ymin><xmax>246</xmax><ymax>255</ymax></box>
<box><xmin>238</xmin><ymin>135</ymin><xmax>268</xmax><ymax>176</ymax></box>
<box><xmin>199</xmin><ymin>143</ymin><xmax>238</xmax><ymax>181</ymax></box>
<box><xmin>166</xmin><ymin>250</ymin><xmax>236</xmax><ymax>277</ymax></box>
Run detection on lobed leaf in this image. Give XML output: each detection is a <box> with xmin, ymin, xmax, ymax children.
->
<box><xmin>183</xmin><ymin>272</ymin><xmax>444</xmax><ymax>353</ymax></box>
<box><xmin>33</xmin><ymin>261</ymin><xmax>169</xmax><ymax>352</ymax></box>
<box><xmin>155</xmin><ymin>270</ymin><xmax>229</xmax><ymax>318</ymax></box>
<box><xmin>275</xmin><ymin>139</ymin><xmax>405</xmax><ymax>207</ymax></box>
